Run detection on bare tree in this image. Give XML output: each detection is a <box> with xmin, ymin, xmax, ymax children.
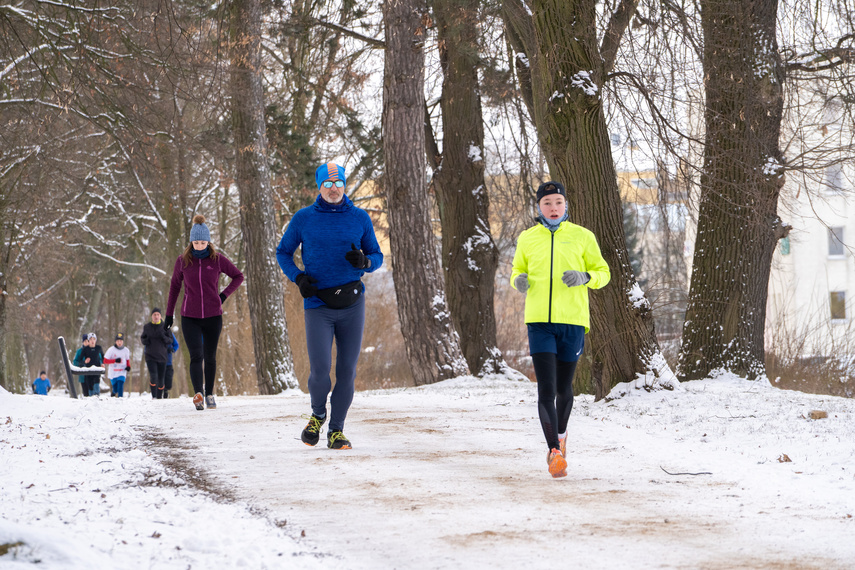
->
<box><xmin>230</xmin><ymin>0</ymin><xmax>298</xmax><ymax>393</ymax></box>
<box><xmin>383</xmin><ymin>0</ymin><xmax>469</xmax><ymax>385</ymax></box>
<box><xmin>502</xmin><ymin>0</ymin><xmax>676</xmax><ymax>399</ymax></box>
<box><xmin>427</xmin><ymin>0</ymin><xmax>505</xmax><ymax>375</ymax></box>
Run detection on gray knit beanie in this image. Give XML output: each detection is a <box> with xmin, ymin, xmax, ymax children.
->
<box><xmin>189</xmin><ymin>214</ymin><xmax>211</xmax><ymax>242</ymax></box>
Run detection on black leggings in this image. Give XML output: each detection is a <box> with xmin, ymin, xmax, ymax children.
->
<box><xmin>181</xmin><ymin>315</ymin><xmax>222</xmax><ymax>396</ymax></box>
<box><xmin>146</xmin><ymin>360</ymin><xmax>167</xmax><ymax>399</ymax></box>
<box><xmin>532</xmin><ymin>352</ymin><xmax>578</xmax><ymax>450</ymax></box>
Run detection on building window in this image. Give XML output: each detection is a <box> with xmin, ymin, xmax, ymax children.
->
<box><xmin>780</xmin><ymin>236</ymin><xmax>790</xmax><ymax>255</ymax></box>
<box><xmin>830</xmin><ymin>291</ymin><xmax>846</xmax><ymax>320</ymax></box>
<box><xmin>828</xmin><ymin>227</ymin><xmax>844</xmax><ymax>256</ymax></box>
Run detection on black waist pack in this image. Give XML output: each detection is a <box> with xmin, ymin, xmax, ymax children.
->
<box><xmin>316</xmin><ymin>280</ymin><xmax>363</xmax><ymax>309</ymax></box>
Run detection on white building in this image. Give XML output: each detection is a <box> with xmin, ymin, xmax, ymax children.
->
<box><xmin>767</xmin><ymin>162</ymin><xmax>855</xmax><ymax>357</ymax></box>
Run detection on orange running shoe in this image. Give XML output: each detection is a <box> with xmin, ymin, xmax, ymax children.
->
<box><xmin>192</xmin><ymin>392</ymin><xmax>204</xmax><ymax>411</ymax></box>
<box><xmin>547</xmin><ymin>448</ymin><xmax>567</xmax><ymax>478</ymax></box>
<box><xmin>559</xmin><ymin>434</ymin><xmax>567</xmax><ymax>458</ymax></box>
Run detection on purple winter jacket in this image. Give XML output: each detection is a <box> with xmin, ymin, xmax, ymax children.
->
<box><xmin>166</xmin><ymin>253</ymin><xmax>244</xmax><ymax>319</ymax></box>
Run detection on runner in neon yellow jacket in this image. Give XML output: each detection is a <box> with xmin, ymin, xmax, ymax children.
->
<box><xmin>510</xmin><ymin>181</ymin><xmax>610</xmax><ymax>478</ymax></box>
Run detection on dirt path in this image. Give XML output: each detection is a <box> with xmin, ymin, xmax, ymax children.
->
<box><xmin>143</xmin><ymin>384</ymin><xmax>852</xmax><ymax>570</ymax></box>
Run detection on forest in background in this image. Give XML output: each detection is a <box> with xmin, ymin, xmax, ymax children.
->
<box><xmin>2</xmin><ymin>0</ymin><xmax>854</xmax><ymax>398</ymax></box>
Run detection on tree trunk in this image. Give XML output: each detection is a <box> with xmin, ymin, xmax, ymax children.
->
<box><xmin>679</xmin><ymin>0</ymin><xmax>785</xmax><ymax>381</ymax></box>
<box><xmin>382</xmin><ymin>0</ymin><xmax>470</xmax><ymax>385</ymax></box>
<box><xmin>503</xmin><ymin>0</ymin><xmax>672</xmax><ymax>399</ymax></box>
<box><xmin>430</xmin><ymin>0</ymin><xmax>505</xmax><ymax>376</ymax></box>
<box><xmin>230</xmin><ymin>0</ymin><xmax>298</xmax><ymax>393</ymax></box>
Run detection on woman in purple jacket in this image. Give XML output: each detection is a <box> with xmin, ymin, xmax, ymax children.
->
<box><xmin>165</xmin><ymin>214</ymin><xmax>244</xmax><ymax>411</ymax></box>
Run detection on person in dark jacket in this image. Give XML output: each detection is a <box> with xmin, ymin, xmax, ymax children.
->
<box><xmin>72</xmin><ymin>334</ymin><xmax>89</xmax><ymax>397</ymax></box>
<box><xmin>165</xmin><ymin>214</ymin><xmax>244</xmax><ymax>411</ymax></box>
<box><xmin>80</xmin><ymin>333</ymin><xmax>104</xmax><ymax>397</ymax></box>
<box><xmin>141</xmin><ymin>308</ymin><xmax>173</xmax><ymax>399</ymax></box>
<box><xmin>276</xmin><ymin>163</ymin><xmax>383</xmax><ymax>450</ymax></box>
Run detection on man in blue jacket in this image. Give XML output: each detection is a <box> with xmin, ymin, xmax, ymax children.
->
<box><xmin>32</xmin><ymin>371</ymin><xmax>51</xmax><ymax>395</ymax></box>
<box><xmin>277</xmin><ymin>163</ymin><xmax>383</xmax><ymax>450</ymax></box>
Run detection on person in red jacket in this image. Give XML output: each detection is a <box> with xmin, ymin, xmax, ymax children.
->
<box><xmin>165</xmin><ymin>214</ymin><xmax>244</xmax><ymax>411</ymax></box>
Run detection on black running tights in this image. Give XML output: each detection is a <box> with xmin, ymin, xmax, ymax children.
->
<box><xmin>532</xmin><ymin>352</ymin><xmax>578</xmax><ymax>450</ymax></box>
<box><xmin>181</xmin><ymin>315</ymin><xmax>222</xmax><ymax>396</ymax></box>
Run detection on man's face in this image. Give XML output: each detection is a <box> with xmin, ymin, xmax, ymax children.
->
<box><xmin>539</xmin><ymin>194</ymin><xmax>566</xmax><ymax>220</ymax></box>
<box><xmin>319</xmin><ymin>179</ymin><xmax>345</xmax><ymax>204</ymax></box>
<box><xmin>40</xmin><ymin>373</ymin><xmax>46</xmax><ymax>379</ymax></box>
<box><xmin>116</xmin><ymin>339</ymin><xmax>124</xmax><ymax>347</ymax></box>
<box><xmin>152</xmin><ymin>312</ymin><xmax>162</xmax><ymax>323</ymax></box>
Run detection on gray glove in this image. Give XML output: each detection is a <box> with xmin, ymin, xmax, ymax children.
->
<box><xmin>514</xmin><ymin>274</ymin><xmax>529</xmax><ymax>293</ymax></box>
<box><xmin>562</xmin><ymin>270</ymin><xmax>590</xmax><ymax>287</ymax></box>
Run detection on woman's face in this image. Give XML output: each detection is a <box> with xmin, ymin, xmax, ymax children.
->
<box><xmin>192</xmin><ymin>240</ymin><xmax>208</xmax><ymax>251</ymax></box>
<box><xmin>539</xmin><ymin>194</ymin><xmax>566</xmax><ymax>220</ymax></box>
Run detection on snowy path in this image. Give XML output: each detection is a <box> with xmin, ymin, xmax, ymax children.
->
<box><xmin>142</xmin><ymin>377</ymin><xmax>855</xmax><ymax>569</ymax></box>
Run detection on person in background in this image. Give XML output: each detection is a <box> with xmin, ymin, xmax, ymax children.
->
<box><xmin>72</xmin><ymin>334</ymin><xmax>89</xmax><ymax>397</ymax></box>
<box><xmin>141</xmin><ymin>309</ymin><xmax>173</xmax><ymax>399</ymax></box>
<box><xmin>510</xmin><ymin>181</ymin><xmax>610</xmax><ymax>478</ymax></box>
<box><xmin>80</xmin><ymin>333</ymin><xmax>104</xmax><ymax>397</ymax></box>
<box><xmin>276</xmin><ymin>163</ymin><xmax>383</xmax><ymax>450</ymax></box>
<box><xmin>32</xmin><ymin>371</ymin><xmax>51</xmax><ymax>395</ymax></box>
<box><xmin>103</xmin><ymin>332</ymin><xmax>132</xmax><ymax>398</ymax></box>
<box><xmin>164</xmin><ymin>331</ymin><xmax>179</xmax><ymax>399</ymax></box>
<box><xmin>165</xmin><ymin>214</ymin><xmax>244</xmax><ymax>411</ymax></box>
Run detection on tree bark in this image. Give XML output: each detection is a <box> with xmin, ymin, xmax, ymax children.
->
<box><xmin>230</xmin><ymin>0</ymin><xmax>298</xmax><ymax>393</ymax></box>
<box><xmin>503</xmin><ymin>0</ymin><xmax>671</xmax><ymax>400</ymax></box>
<box><xmin>382</xmin><ymin>0</ymin><xmax>470</xmax><ymax>385</ymax></box>
<box><xmin>431</xmin><ymin>0</ymin><xmax>504</xmax><ymax>375</ymax></box>
<box><xmin>679</xmin><ymin>0</ymin><xmax>786</xmax><ymax>380</ymax></box>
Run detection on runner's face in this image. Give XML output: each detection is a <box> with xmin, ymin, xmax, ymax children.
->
<box><xmin>320</xmin><ymin>179</ymin><xmax>344</xmax><ymax>204</ymax></box>
<box><xmin>539</xmin><ymin>194</ymin><xmax>566</xmax><ymax>220</ymax></box>
<box><xmin>116</xmin><ymin>339</ymin><xmax>124</xmax><ymax>347</ymax></box>
<box><xmin>192</xmin><ymin>240</ymin><xmax>208</xmax><ymax>251</ymax></box>
<box><xmin>152</xmin><ymin>311</ymin><xmax>162</xmax><ymax>323</ymax></box>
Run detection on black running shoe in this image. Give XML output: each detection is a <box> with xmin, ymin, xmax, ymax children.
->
<box><xmin>327</xmin><ymin>430</ymin><xmax>352</xmax><ymax>450</ymax></box>
<box><xmin>301</xmin><ymin>414</ymin><xmax>326</xmax><ymax>446</ymax></box>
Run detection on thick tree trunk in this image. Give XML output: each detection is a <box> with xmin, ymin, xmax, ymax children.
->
<box><xmin>431</xmin><ymin>0</ymin><xmax>504</xmax><ymax>376</ymax></box>
<box><xmin>382</xmin><ymin>0</ymin><xmax>470</xmax><ymax>385</ymax></box>
<box><xmin>679</xmin><ymin>0</ymin><xmax>786</xmax><ymax>381</ymax></box>
<box><xmin>503</xmin><ymin>0</ymin><xmax>671</xmax><ymax>399</ymax></box>
<box><xmin>230</xmin><ymin>0</ymin><xmax>298</xmax><ymax>393</ymax></box>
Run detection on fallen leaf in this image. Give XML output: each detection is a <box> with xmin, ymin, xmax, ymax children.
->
<box><xmin>777</xmin><ymin>454</ymin><xmax>792</xmax><ymax>463</ymax></box>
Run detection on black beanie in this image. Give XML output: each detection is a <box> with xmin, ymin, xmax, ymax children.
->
<box><xmin>151</xmin><ymin>307</ymin><xmax>161</xmax><ymax>315</ymax></box>
<box><xmin>536</xmin><ymin>181</ymin><xmax>566</xmax><ymax>203</ymax></box>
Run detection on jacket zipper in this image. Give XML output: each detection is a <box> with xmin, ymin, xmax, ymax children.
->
<box><xmin>199</xmin><ymin>260</ymin><xmax>205</xmax><ymax>317</ymax></box>
<box><xmin>548</xmin><ymin>230</ymin><xmax>555</xmax><ymax>323</ymax></box>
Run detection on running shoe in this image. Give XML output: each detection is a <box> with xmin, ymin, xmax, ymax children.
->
<box><xmin>547</xmin><ymin>448</ymin><xmax>567</xmax><ymax>478</ymax></box>
<box><xmin>192</xmin><ymin>392</ymin><xmax>204</xmax><ymax>411</ymax></box>
<box><xmin>205</xmin><ymin>395</ymin><xmax>216</xmax><ymax>409</ymax></box>
<box><xmin>327</xmin><ymin>430</ymin><xmax>352</xmax><ymax>450</ymax></box>
<box><xmin>301</xmin><ymin>414</ymin><xmax>326</xmax><ymax>446</ymax></box>
<box><xmin>559</xmin><ymin>434</ymin><xmax>567</xmax><ymax>458</ymax></box>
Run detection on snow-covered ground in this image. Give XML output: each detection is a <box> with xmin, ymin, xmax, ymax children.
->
<box><xmin>2</xmin><ymin>373</ymin><xmax>854</xmax><ymax>569</ymax></box>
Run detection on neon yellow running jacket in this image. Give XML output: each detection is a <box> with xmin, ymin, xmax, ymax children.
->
<box><xmin>510</xmin><ymin>221</ymin><xmax>611</xmax><ymax>332</ymax></box>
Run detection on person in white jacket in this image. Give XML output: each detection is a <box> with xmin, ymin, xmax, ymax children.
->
<box><xmin>103</xmin><ymin>333</ymin><xmax>132</xmax><ymax>398</ymax></box>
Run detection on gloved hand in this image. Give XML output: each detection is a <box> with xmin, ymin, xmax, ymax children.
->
<box><xmin>125</xmin><ymin>365</ymin><xmax>131</xmax><ymax>372</ymax></box>
<box><xmin>219</xmin><ymin>293</ymin><xmax>227</xmax><ymax>303</ymax></box>
<box><xmin>295</xmin><ymin>273</ymin><xmax>319</xmax><ymax>298</ymax></box>
<box><xmin>345</xmin><ymin>243</ymin><xmax>369</xmax><ymax>269</ymax></box>
<box><xmin>562</xmin><ymin>270</ymin><xmax>590</xmax><ymax>288</ymax></box>
<box><xmin>514</xmin><ymin>274</ymin><xmax>529</xmax><ymax>293</ymax></box>
<box><xmin>164</xmin><ymin>315</ymin><xmax>173</xmax><ymax>330</ymax></box>
<box><xmin>115</xmin><ymin>357</ymin><xmax>122</xmax><ymax>364</ymax></box>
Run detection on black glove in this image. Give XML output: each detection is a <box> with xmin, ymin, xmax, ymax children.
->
<box><xmin>295</xmin><ymin>273</ymin><xmax>319</xmax><ymax>298</ymax></box>
<box><xmin>219</xmin><ymin>293</ymin><xmax>227</xmax><ymax>303</ymax></box>
<box><xmin>345</xmin><ymin>243</ymin><xmax>369</xmax><ymax>269</ymax></box>
<box><xmin>164</xmin><ymin>315</ymin><xmax>173</xmax><ymax>330</ymax></box>
<box><xmin>125</xmin><ymin>365</ymin><xmax>131</xmax><ymax>372</ymax></box>
<box><xmin>115</xmin><ymin>357</ymin><xmax>122</xmax><ymax>364</ymax></box>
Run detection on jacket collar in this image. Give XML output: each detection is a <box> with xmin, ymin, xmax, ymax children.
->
<box><xmin>314</xmin><ymin>193</ymin><xmax>353</xmax><ymax>213</ymax></box>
